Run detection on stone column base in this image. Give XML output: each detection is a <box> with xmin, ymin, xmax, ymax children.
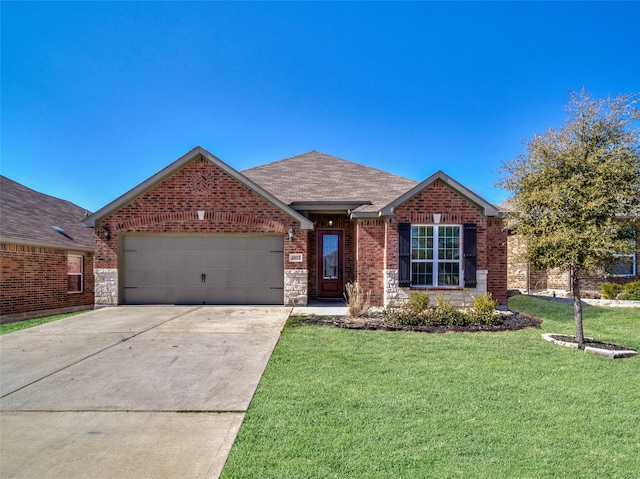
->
<box><xmin>94</xmin><ymin>268</ymin><xmax>118</xmax><ymax>305</ymax></box>
<box><xmin>284</xmin><ymin>269</ymin><xmax>308</xmax><ymax>306</ymax></box>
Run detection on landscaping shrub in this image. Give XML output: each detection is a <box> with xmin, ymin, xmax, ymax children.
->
<box><xmin>470</xmin><ymin>293</ymin><xmax>500</xmax><ymax>325</ymax></box>
<box><xmin>600</xmin><ymin>282</ymin><xmax>623</xmax><ymax>299</ymax></box>
<box><xmin>434</xmin><ymin>294</ymin><xmax>469</xmax><ymax>326</ymax></box>
<box><xmin>619</xmin><ymin>281</ymin><xmax>640</xmax><ymax>301</ymax></box>
<box><xmin>384</xmin><ymin>293</ymin><xmax>475</xmax><ymax>327</ymax></box>
<box><xmin>344</xmin><ymin>281</ymin><xmax>372</xmax><ymax>318</ymax></box>
<box><xmin>407</xmin><ymin>292</ymin><xmax>430</xmax><ymax>314</ymax></box>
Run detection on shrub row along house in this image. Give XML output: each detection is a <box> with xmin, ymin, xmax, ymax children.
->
<box><xmin>0</xmin><ymin>176</ymin><xmax>95</xmax><ymax>321</ymax></box>
<box><xmin>81</xmin><ymin>147</ymin><xmax>507</xmax><ymax>308</ymax></box>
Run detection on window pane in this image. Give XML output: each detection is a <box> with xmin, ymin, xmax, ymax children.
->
<box><xmin>67</xmin><ymin>275</ymin><xmax>82</xmax><ymax>293</ymax></box>
<box><xmin>438</xmin><ymin>262</ymin><xmax>460</xmax><ymax>286</ymax></box>
<box><xmin>605</xmin><ymin>255</ymin><xmax>635</xmax><ymax>276</ymax></box>
<box><xmin>67</xmin><ymin>255</ymin><xmax>82</xmax><ymax>274</ymax></box>
<box><xmin>323</xmin><ymin>234</ymin><xmax>339</xmax><ymax>279</ymax></box>
<box><xmin>438</xmin><ymin>226</ymin><xmax>460</xmax><ymax>261</ymax></box>
<box><xmin>411</xmin><ymin>226</ymin><xmax>433</xmax><ymax>262</ymax></box>
<box><xmin>412</xmin><ymin>262</ymin><xmax>433</xmax><ymax>286</ymax></box>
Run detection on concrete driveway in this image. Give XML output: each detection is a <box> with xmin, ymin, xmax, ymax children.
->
<box><xmin>0</xmin><ymin>306</ymin><xmax>290</xmax><ymax>479</ymax></box>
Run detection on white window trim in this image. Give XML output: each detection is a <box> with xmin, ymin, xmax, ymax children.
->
<box><xmin>67</xmin><ymin>254</ymin><xmax>84</xmax><ymax>293</ymax></box>
<box><xmin>410</xmin><ymin>224</ymin><xmax>462</xmax><ymax>288</ymax></box>
<box><xmin>605</xmin><ymin>253</ymin><xmax>636</xmax><ymax>277</ymax></box>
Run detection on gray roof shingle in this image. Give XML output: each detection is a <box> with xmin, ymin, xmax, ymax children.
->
<box><xmin>0</xmin><ymin>175</ymin><xmax>94</xmax><ymax>250</ymax></box>
<box><xmin>242</xmin><ymin>151</ymin><xmax>417</xmax><ymax>208</ymax></box>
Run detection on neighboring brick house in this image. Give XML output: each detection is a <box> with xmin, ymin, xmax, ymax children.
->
<box><xmin>83</xmin><ymin>147</ymin><xmax>507</xmax><ymax>307</ymax></box>
<box><xmin>507</xmin><ymin>231</ymin><xmax>639</xmax><ymax>297</ymax></box>
<box><xmin>1</xmin><ymin>176</ymin><xmax>95</xmax><ymax>321</ymax></box>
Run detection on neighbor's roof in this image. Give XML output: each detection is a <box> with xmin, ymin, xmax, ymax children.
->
<box><xmin>0</xmin><ymin>175</ymin><xmax>94</xmax><ymax>251</ymax></box>
<box><xmin>242</xmin><ymin>151</ymin><xmax>418</xmax><ymax>211</ymax></box>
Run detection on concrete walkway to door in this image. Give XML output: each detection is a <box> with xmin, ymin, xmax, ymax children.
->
<box><xmin>0</xmin><ymin>306</ymin><xmax>290</xmax><ymax>479</ymax></box>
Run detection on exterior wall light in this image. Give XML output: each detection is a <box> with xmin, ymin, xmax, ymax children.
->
<box><xmin>101</xmin><ymin>227</ymin><xmax>110</xmax><ymax>240</ymax></box>
<box><xmin>288</xmin><ymin>228</ymin><xmax>294</xmax><ymax>241</ymax></box>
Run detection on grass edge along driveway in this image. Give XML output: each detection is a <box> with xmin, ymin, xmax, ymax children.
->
<box><xmin>221</xmin><ymin>296</ymin><xmax>639</xmax><ymax>479</ymax></box>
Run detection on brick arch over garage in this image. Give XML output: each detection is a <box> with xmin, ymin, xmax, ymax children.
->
<box><xmin>114</xmin><ymin>211</ymin><xmax>289</xmax><ymax>234</ymax></box>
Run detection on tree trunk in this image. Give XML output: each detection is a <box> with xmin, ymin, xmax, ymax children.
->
<box><xmin>571</xmin><ymin>268</ymin><xmax>585</xmax><ymax>348</ymax></box>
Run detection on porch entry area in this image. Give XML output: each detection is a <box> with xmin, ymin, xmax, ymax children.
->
<box><xmin>318</xmin><ymin>230</ymin><xmax>344</xmax><ymax>298</ymax></box>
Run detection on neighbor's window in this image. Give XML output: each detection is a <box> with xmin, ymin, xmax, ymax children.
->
<box><xmin>605</xmin><ymin>253</ymin><xmax>636</xmax><ymax>277</ymax></box>
<box><xmin>411</xmin><ymin>225</ymin><xmax>461</xmax><ymax>286</ymax></box>
<box><xmin>67</xmin><ymin>255</ymin><xmax>83</xmax><ymax>293</ymax></box>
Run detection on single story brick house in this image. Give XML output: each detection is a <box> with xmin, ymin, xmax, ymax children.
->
<box><xmin>83</xmin><ymin>147</ymin><xmax>507</xmax><ymax>307</ymax></box>
<box><xmin>1</xmin><ymin>176</ymin><xmax>95</xmax><ymax>322</ymax></box>
<box><xmin>507</xmin><ymin>227</ymin><xmax>639</xmax><ymax>297</ymax></box>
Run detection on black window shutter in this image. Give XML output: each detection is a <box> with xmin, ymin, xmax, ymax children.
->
<box><xmin>463</xmin><ymin>223</ymin><xmax>477</xmax><ymax>288</ymax></box>
<box><xmin>398</xmin><ymin>222</ymin><xmax>411</xmax><ymax>287</ymax></box>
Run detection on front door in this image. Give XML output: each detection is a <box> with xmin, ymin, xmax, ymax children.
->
<box><xmin>318</xmin><ymin>230</ymin><xmax>343</xmax><ymax>298</ymax></box>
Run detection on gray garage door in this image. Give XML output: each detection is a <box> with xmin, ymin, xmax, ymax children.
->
<box><xmin>121</xmin><ymin>234</ymin><xmax>284</xmax><ymax>305</ymax></box>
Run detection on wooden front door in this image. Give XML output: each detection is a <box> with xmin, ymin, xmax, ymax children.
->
<box><xmin>318</xmin><ymin>230</ymin><xmax>343</xmax><ymax>298</ymax></box>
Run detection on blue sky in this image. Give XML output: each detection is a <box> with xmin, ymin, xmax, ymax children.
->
<box><xmin>2</xmin><ymin>1</ymin><xmax>639</xmax><ymax>212</ymax></box>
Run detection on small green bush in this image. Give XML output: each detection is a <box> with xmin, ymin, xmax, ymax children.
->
<box><xmin>619</xmin><ymin>281</ymin><xmax>640</xmax><ymax>301</ymax></box>
<box><xmin>600</xmin><ymin>282</ymin><xmax>624</xmax><ymax>299</ymax></box>
<box><xmin>384</xmin><ymin>307</ymin><xmax>429</xmax><ymax>326</ymax></box>
<box><xmin>407</xmin><ymin>292</ymin><xmax>430</xmax><ymax>314</ymax></box>
<box><xmin>384</xmin><ymin>292</ymin><xmax>500</xmax><ymax>328</ymax></box>
<box><xmin>470</xmin><ymin>293</ymin><xmax>500</xmax><ymax>325</ymax></box>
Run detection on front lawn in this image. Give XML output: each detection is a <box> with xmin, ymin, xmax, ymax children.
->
<box><xmin>221</xmin><ymin>296</ymin><xmax>639</xmax><ymax>478</ymax></box>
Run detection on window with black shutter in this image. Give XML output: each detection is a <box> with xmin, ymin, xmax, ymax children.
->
<box><xmin>398</xmin><ymin>222</ymin><xmax>411</xmax><ymax>287</ymax></box>
<box><xmin>463</xmin><ymin>223</ymin><xmax>477</xmax><ymax>287</ymax></box>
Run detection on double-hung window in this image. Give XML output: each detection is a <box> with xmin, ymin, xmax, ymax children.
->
<box><xmin>67</xmin><ymin>254</ymin><xmax>83</xmax><ymax>293</ymax></box>
<box><xmin>605</xmin><ymin>240</ymin><xmax>637</xmax><ymax>277</ymax></box>
<box><xmin>411</xmin><ymin>225</ymin><xmax>461</xmax><ymax>286</ymax></box>
<box><xmin>605</xmin><ymin>253</ymin><xmax>636</xmax><ymax>277</ymax></box>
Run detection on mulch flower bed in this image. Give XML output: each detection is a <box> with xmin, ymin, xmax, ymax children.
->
<box><xmin>293</xmin><ymin>310</ymin><xmax>542</xmax><ymax>333</ymax></box>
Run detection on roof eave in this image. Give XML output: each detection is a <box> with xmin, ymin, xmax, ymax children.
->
<box><xmin>82</xmin><ymin>147</ymin><xmax>314</xmax><ymax>230</ymax></box>
<box><xmin>379</xmin><ymin>170</ymin><xmax>502</xmax><ymax>218</ymax></box>
<box><xmin>0</xmin><ymin>235</ymin><xmax>94</xmax><ymax>252</ymax></box>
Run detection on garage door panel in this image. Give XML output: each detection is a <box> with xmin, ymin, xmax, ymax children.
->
<box><xmin>122</xmin><ymin>235</ymin><xmax>284</xmax><ymax>305</ymax></box>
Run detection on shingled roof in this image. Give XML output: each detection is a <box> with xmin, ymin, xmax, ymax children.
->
<box><xmin>242</xmin><ymin>151</ymin><xmax>418</xmax><ymax>211</ymax></box>
<box><xmin>0</xmin><ymin>175</ymin><xmax>94</xmax><ymax>251</ymax></box>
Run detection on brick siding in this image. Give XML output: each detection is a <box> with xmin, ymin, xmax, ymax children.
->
<box><xmin>389</xmin><ymin>179</ymin><xmax>507</xmax><ymax>305</ymax></box>
<box><xmin>355</xmin><ymin>219</ymin><xmax>386</xmax><ymax>305</ymax></box>
<box><xmin>1</xmin><ymin>243</ymin><xmax>94</xmax><ymax>320</ymax></box>
<box><xmin>94</xmin><ymin>155</ymin><xmax>308</xmax><ymax>272</ymax></box>
<box><xmin>93</xmin><ymin>155</ymin><xmax>308</xmax><ymax>304</ymax></box>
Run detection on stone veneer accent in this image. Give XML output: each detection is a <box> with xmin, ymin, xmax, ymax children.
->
<box><xmin>284</xmin><ymin>269</ymin><xmax>308</xmax><ymax>306</ymax></box>
<box><xmin>94</xmin><ymin>268</ymin><xmax>118</xmax><ymax>305</ymax></box>
<box><xmin>384</xmin><ymin>268</ymin><xmax>489</xmax><ymax>308</ymax></box>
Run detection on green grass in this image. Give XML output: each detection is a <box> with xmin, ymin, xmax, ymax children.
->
<box><xmin>221</xmin><ymin>297</ymin><xmax>640</xmax><ymax>478</ymax></box>
<box><xmin>0</xmin><ymin>311</ymin><xmax>87</xmax><ymax>335</ymax></box>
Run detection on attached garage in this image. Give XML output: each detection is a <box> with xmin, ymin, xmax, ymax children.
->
<box><xmin>121</xmin><ymin>234</ymin><xmax>285</xmax><ymax>305</ymax></box>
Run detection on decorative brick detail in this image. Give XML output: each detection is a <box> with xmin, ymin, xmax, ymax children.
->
<box><xmin>1</xmin><ymin>243</ymin><xmax>94</xmax><ymax>320</ymax></box>
<box><xmin>94</xmin><ymin>268</ymin><xmax>118</xmax><ymax>305</ymax></box>
<box><xmin>388</xmin><ymin>179</ymin><xmax>507</xmax><ymax>305</ymax></box>
<box><xmin>93</xmin><ymin>155</ymin><xmax>309</xmax><ymax>305</ymax></box>
<box><xmin>95</xmin><ymin>156</ymin><xmax>307</xmax><ymax>272</ymax></box>
<box><xmin>284</xmin><ymin>269</ymin><xmax>308</xmax><ymax>306</ymax></box>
